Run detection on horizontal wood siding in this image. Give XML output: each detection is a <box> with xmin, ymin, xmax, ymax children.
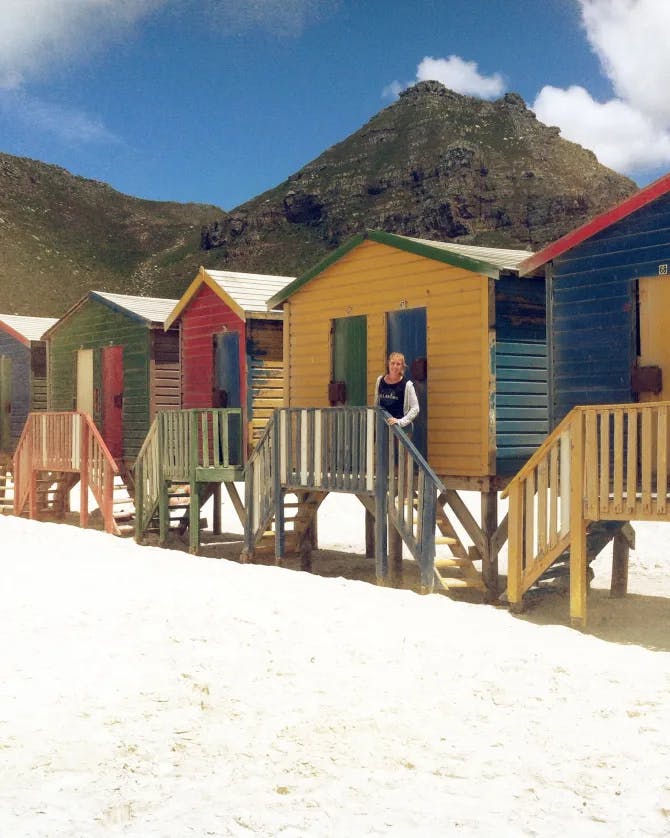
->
<box><xmin>548</xmin><ymin>193</ymin><xmax>670</xmax><ymax>426</ymax></box>
<box><xmin>285</xmin><ymin>239</ymin><xmax>491</xmax><ymax>478</ymax></box>
<box><xmin>247</xmin><ymin>318</ymin><xmax>284</xmax><ymax>444</ymax></box>
<box><xmin>180</xmin><ymin>284</ymin><xmax>246</xmax><ymax>410</ymax></box>
<box><xmin>151</xmin><ymin>327</ymin><xmax>181</xmax><ymax>414</ymax></box>
<box><xmin>47</xmin><ymin>298</ymin><xmax>151</xmax><ymax>462</ymax></box>
<box><xmin>0</xmin><ymin>331</ymin><xmax>30</xmax><ymax>451</ymax></box>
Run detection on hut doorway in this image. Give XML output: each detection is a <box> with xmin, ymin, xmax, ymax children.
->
<box><xmin>213</xmin><ymin>331</ymin><xmax>241</xmax><ymax>409</ymax></box>
<box><xmin>386</xmin><ymin>307</ymin><xmax>427</xmax><ymax>457</ymax></box>
<box><xmin>0</xmin><ymin>356</ymin><xmax>11</xmax><ymax>452</ymax></box>
<box><xmin>102</xmin><ymin>345</ymin><xmax>124</xmax><ymax>460</ymax></box>
<box><xmin>638</xmin><ymin>276</ymin><xmax>670</xmax><ymax>401</ymax></box>
<box><xmin>331</xmin><ymin>315</ymin><xmax>367</xmax><ymax>406</ymax></box>
<box><xmin>76</xmin><ymin>349</ymin><xmax>94</xmax><ymax>416</ymax></box>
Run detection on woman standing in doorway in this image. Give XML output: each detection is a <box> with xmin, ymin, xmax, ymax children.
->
<box><xmin>374</xmin><ymin>351</ymin><xmax>419</xmax><ymax>430</ymax></box>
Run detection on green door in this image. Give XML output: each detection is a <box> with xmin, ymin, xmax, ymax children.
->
<box><xmin>0</xmin><ymin>356</ymin><xmax>11</xmax><ymax>452</ymax></box>
<box><xmin>331</xmin><ymin>316</ymin><xmax>367</xmax><ymax>405</ymax></box>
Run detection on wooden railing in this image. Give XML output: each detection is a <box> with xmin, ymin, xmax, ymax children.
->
<box><xmin>134</xmin><ymin>408</ymin><xmax>244</xmax><ymax>538</ymax></box>
<box><xmin>504</xmin><ymin>401</ymin><xmax>670</xmax><ymax>625</ymax></box>
<box><xmin>385</xmin><ymin>422</ymin><xmax>446</xmax><ymax>589</ymax></box>
<box><xmin>13</xmin><ymin>411</ymin><xmax>118</xmax><ymax>533</ymax></box>
<box><xmin>243</xmin><ymin>407</ymin><xmax>445</xmax><ymax>587</ymax></box>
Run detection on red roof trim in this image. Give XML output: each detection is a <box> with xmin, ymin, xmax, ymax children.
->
<box><xmin>519</xmin><ymin>172</ymin><xmax>670</xmax><ymax>276</ymax></box>
<box><xmin>0</xmin><ymin>321</ymin><xmax>30</xmax><ymax>346</ymax></box>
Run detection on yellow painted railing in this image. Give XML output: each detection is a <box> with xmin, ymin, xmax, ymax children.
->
<box><xmin>504</xmin><ymin>401</ymin><xmax>670</xmax><ymax>625</ymax></box>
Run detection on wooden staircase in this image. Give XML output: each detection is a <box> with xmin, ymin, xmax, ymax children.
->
<box><xmin>243</xmin><ymin>407</ymin><xmax>484</xmax><ymax>593</ymax></box>
<box><xmin>0</xmin><ymin>467</ymin><xmax>13</xmax><ymax>514</ymax></box>
<box><xmin>503</xmin><ymin>401</ymin><xmax>670</xmax><ymax>626</ymax></box>
<box><xmin>13</xmin><ymin>411</ymin><xmax>121</xmax><ymax>534</ymax></box>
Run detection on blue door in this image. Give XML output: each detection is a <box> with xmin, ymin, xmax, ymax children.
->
<box><xmin>386</xmin><ymin>307</ymin><xmax>427</xmax><ymax>457</ymax></box>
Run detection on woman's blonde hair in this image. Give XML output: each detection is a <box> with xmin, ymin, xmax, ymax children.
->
<box><xmin>387</xmin><ymin>351</ymin><xmax>407</xmax><ymax>372</ymax></box>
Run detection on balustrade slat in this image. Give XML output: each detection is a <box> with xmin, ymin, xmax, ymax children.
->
<box><xmin>613</xmin><ymin>409</ymin><xmax>624</xmax><ymax>514</ymax></box>
<box><xmin>549</xmin><ymin>444</ymin><xmax>559</xmax><ymax>549</ymax></box>
<box><xmin>599</xmin><ymin>410</ymin><xmax>611</xmax><ymax>516</ymax></box>
<box><xmin>584</xmin><ymin>411</ymin><xmax>598</xmax><ymax>518</ymax></box>
<box><xmin>642</xmin><ymin>409</ymin><xmax>653</xmax><ymax>514</ymax></box>
<box><xmin>524</xmin><ymin>471</ymin><xmax>535</xmax><ymax>563</ymax></box>
<box><xmin>626</xmin><ymin>410</ymin><xmax>638</xmax><ymax>515</ymax></box>
<box><xmin>537</xmin><ymin>458</ymin><xmax>548</xmax><ymax>553</ymax></box>
<box><xmin>657</xmin><ymin>406</ymin><xmax>668</xmax><ymax>515</ymax></box>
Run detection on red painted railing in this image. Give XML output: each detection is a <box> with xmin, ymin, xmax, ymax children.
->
<box><xmin>13</xmin><ymin>411</ymin><xmax>119</xmax><ymax>533</ymax></box>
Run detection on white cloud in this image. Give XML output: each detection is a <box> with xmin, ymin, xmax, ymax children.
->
<box><xmin>534</xmin><ymin>0</ymin><xmax>670</xmax><ymax>177</ymax></box>
<box><xmin>384</xmin><ymin>55</ymin><xmax>504</xmax><ymax>102</ymax></box>
<box><xmin>533</xmin><ymin>85</ymin><xmax>670</xmax><ymax>171</ymax></box>
<box><xmin>0</xmin><ymin>0</ymin><xmax>162</xmax><ymax>88</ymax></box>
<box><xmin>416</xmin><ymin>56</ymin><xmax>505</xmax><ymax>99</ymax></box>
<box><xmin>0</xmin><ymin>89</ymin><xmax>122</xmax><ymax>145</ymax></box>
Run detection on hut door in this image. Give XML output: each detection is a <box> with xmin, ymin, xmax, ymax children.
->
<box><xmin>102</xmin><ymin>345</ymin><xmax>124</xmax><ymax>459</ymax></box>
<box><xmin>214</xmin><ymin>332</ymin><xmax>241</xmax><ymax>408</ymax></box>
<box><xmin>386</xmin><ymin>307</ymin><xmax>428</xmax><ymax>457</ymax></box>
<box><xmin>331</xmin><ymin>315</ymin><xmax>367</xmax><ymax>405</ymax></box>
<box><xmin>638</xmin><ymin>276</ymin><xmax>670</xmax><ymax>400</ymax></box>
<box><xmin>0</xmin><ymin>356</ymin><xmax>11</xmax><ymax>452</ymax></box>
<box><xmin>76</xmin><ymin>349</ymin><xmax>94</xmax><ymax>416</ymax></box>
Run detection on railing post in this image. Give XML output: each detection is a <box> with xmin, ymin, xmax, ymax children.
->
<box><xmin>374</xmin><ymin>409</ymin><xmax>388</xmax><ymax>582</ymax></box>
<box><xmin>80</xmin><ymin>415</ymin><xmax>89</xmax><ymax>529</ymax></box>
<box><xmin>103</xmin><ymin>459</ymin><xmax>113</xmax><ymax>533</ymax></box>
<box><xmin>188</xmin><ymin>410</ymin><xmax>200</xmax><ymax>554</ymax></box>
<box><xmin>158</xmin><ymin>415</ymin><xmax>169</xmax><ymax>546</ymax></box>
<box><xmin>419</xmin><ymin>483</ymin><xmax>436</xmax><ymax>593</ymax></box>
<box><xmin>569</xmin><ymin>413</ymin><xmax>588</xmax><ymax>628</ymax></box>
<box><xmin>135</xmin><ymin>455</ymin><xmax>144</xmax><ymax>541</ymax></box>
<box><xmin>506</xmin><ymin>480</ymin><xmax>524</xmax><ymax>610</ymax></box>
<box><xmin>273</xmin><ymin>410</ymin><xmax>285</xmax><ymax>562</ymax></box>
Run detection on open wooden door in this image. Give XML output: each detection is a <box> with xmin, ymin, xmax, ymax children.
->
<box><xmin>386</xmin><ymin>307</ymin><xmax>428</xmax><ymax>457</ymax></box>
<box><xmin>638</xmin><ymin>276</ymin><xmax>670</xmax><ymax>401</ymax></box>
<box><xmin>76</xmin><ymin>349</ymin><xmax>94</xmax><ymax>416</ymax></box>
<box><xmin>102</xmin><ymin>345</ymin><xmax>123</xmax><ymax>460</ymax></box>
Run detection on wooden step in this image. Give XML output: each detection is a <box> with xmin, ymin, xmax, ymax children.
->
<box><xmin>434</xmin><ymin>556</ymin><xmax>471</xmax><ymax>570</ymax></box>
<box><xmin>435</xmin><ymin>535</ymin><xmax>457</xmax><ymax>546</ymax></box>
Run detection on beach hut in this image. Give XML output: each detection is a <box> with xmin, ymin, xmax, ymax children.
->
<box><xmin>267</xmin><ymin>230</ymin><xmax>544</xmax><ymax>484</ymax></box>
<box><xmin>502</xmin><ymin>173</ymin><xmax>670</xmax><ymax>625</ymax></box>
<box><xmin>245</xmin><ymin>230</ymin><xmax>544</xmax><ymax>595</ymax></box>
<box><xmin>43</xmin><ymin>291</ymin><xmax>180</xmax><ymax>473</ymax></box>
<box><xmin>164</xmin><ymin>266</ymin><xmax>293</xmax><ymax>453</ymax></box>
<box><xmin>518</xmin><ymin>172</ymin><xmax>670</xmax><ymax>420</ymax></box>
<box><xmin>0</xmin><ymin>314</ymin><xmax>57</xmax><ymax>457</ymax></box>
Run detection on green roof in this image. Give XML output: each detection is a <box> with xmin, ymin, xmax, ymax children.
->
<box><xmin>266</xmin><ymin>230</ymin><xmax>535</xmax><ymax>308</ymax></box>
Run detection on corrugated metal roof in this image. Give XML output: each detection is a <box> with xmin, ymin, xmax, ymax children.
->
<box><xmin>205</xmin><ymin>270</ymin><xmax>295</xmax><ymax>313</ymax></box>
<box><xmin>0</xmin><ymin>313</ymin><xmax>58</xmax><ymax>341</ymax></box>
<box><xmin>92</xmin><ymin>291</ymin><xmax>179</xmax><ymax>323</ymax></box>
<box><xmin>402</xmin><ymin>236</ymin><xmax>534</xmax><ymax>271</ymax></box>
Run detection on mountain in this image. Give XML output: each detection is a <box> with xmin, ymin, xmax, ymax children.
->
<box><xmin>1</xmin><ymin>81</ymin><xmax>638</xmax><ymax>316</ymax></box>
<box><xmin>0</xmin><ymin>153</ymin><xmax>223</xmax><ymax>316</ymax></box>
<box><xmin>199</xmin><ymin>81</ymin><xmax>638</xmax><ymax>274</ymax></box>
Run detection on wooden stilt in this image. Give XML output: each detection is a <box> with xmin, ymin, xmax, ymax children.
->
<box><xmin>388</xmin><ymin>521</ymin><xmax>403</xmax><ymax>587</ymax></box>
<box><xmin>610</xmin><ymin>529</ymin><xmax>630</xmax><ymax>598</ymax></box>
<box><xmin>481</xmin><ymin>489</ymin><xmax>499</xmax><ymax>601</ymax></box>
<box><xmin>188</xmin><ymin>480</ymin><xmax>200</xmax><ymax>554</ymax></box>
<box><xmin>212</xmin><ymin>483</ymin><xmax>222</xmax><ymax>535</ymax></box>
<box><xmin>365</xmin><ymin>508</ymin><xmax>374</xmax><ymax>558</ymax></box>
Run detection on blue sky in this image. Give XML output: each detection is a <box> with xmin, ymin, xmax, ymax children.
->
<box><xmin>2</xmin><ymin>0</ymin><xmax>669</xmax><ymax>210</ymax></box>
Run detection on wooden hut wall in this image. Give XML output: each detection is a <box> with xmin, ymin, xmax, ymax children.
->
<box><xmin>0</xmin><ymin>330</ymin><xmax>30</xmax><ymax>451</ymax></box>
<box><xmin>47</xmin><ymin>299</ymin><xmax>151</xmax><ymax>462</ymax></box>
<box><xmin>284</xmin><ymin>239</ymin><xmax>491</xmax><ymax>479</ymax></box>
<box><xmin>548</xmin><ymin>193</ymin><xmax>670</xmax><ymax>425</ymax></box>
<box><xmin>150</xmin><ymin>327</ymin><xmax>181</xmax><ymax>414</ymax></box>
<box><xmin>494</xmin><ymin>275</ymin><xmax>548</xmax><ymax>472</ymax></box>
<box><xmin>180</xmin><ymin>284</ymin><xmax>246</xmax><ymax>410</ymax></box>
<box><xmin>247</xmin><ymin>317</ymin><xmax>284</xmax><ymax>445</ymax></box>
